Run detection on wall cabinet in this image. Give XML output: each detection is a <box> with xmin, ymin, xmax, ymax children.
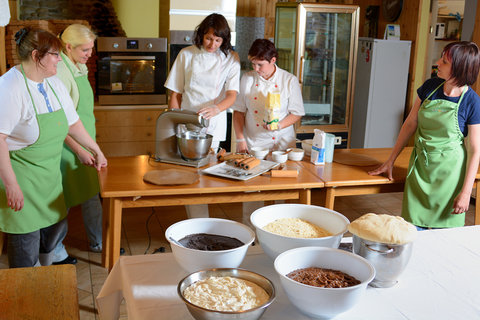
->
<box><xmin>94</xmin><ymin>105</ymin><xmax>167</xmax><ymax>157</ymax></box>
<box><xmin>274</xmin><ymin>3</ymin><xmax>359</xmax><ymax>147</ymax></box>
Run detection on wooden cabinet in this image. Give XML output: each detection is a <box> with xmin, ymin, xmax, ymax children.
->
<box><xmin>94</xmin><ymin>105</ymin><xmax>167</xmax><ymax>157</ymax></box>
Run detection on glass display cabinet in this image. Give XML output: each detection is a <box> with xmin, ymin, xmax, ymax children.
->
<box><xmin>275</xmin><ymin>3</ymin><xmax>359</xmax><ymax>146</ymax></box>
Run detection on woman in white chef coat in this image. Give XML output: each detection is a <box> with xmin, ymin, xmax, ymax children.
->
<box><xmin>165</xmin><ymin>13</ymin><xmax>240</xmax><ymax>218</ymax></box>
<box><xmin>0</xmin><ymin>28</ymin><xmax>107</xmax><ymax>268</ymax></box>
<box><xmin>233</xmin><ymin>39</ymin><xmax>304</xmax><ymax>153</ymax></box>
<box><xmin>232</xmin><ymin>39</ymin><xmax>305</xmax><ymax>226</ymax></box>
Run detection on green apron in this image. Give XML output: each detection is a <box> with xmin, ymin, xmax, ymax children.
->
<box><xmin>402</xmin><ymin>82</ymin><xmax>467</xmax><ymax>228</ymax></box>
<box><xmin>60</xmin><ymin>52</ymin><xmax>99</xmax><ymax>208</ymax></box>
<box><xmin>0</xmin><ymin>66</ymin><xmax>69</xmax><ymax>234</ymax></box>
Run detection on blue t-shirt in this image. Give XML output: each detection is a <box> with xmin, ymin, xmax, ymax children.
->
<box><xmin>417</xmin><ymin>77</ymin><xmax>480</xmax><ymax>136</ymax></box>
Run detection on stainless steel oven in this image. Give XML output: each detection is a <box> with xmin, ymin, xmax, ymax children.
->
<box><xmin>96</xmin><ymin>37</ymin><xmax>167</xmax><ymax>105</ymax></box>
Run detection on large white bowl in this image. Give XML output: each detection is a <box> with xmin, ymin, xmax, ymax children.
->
<box><xmin>166</xmin><ymin>218</ymin><xmax>255</xmax><ymax>273</ymax></box>
<box><xmin>274</xmin><ymin>247</ymin><xmax>375</xmax><ymax>319</ymax></box>
<box><xmin>250</xmin><ymin>204</ymin><xmax>349</xmax><ymax>260</ymax></box>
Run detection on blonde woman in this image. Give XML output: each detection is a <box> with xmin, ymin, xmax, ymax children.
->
<box><xmin>53</xmin><ymin>24</ymin><xmax>102</xmax><ymax>264</ymax></box>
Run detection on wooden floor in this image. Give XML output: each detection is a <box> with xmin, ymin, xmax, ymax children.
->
<box><xmin>0</xmin><ymin>190</ymin><xmax>475</xmax><ymax>319</ymax></box>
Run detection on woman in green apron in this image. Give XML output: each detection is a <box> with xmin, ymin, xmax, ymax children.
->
<box><xmin>369</xmin><ymin>41</ymin><xmax>480</xmax><ymax>229</ymax></box>
<box><xmin>0</xmin><ymin>28</ymin><xmax>107</xmax><ymax>268</ymax></box>
<box><xmin>52</xmin><ymin>24</ymin><xmax>102</xmax><ymax>265</ymax></box>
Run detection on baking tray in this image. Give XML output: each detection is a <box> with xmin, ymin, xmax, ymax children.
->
<box><xmin>202</xmin><ymin>160</ymin><xmax>279</xmax><ymax>181</ymax></box>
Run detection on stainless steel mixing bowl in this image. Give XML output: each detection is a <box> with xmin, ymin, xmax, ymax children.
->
<box><xmin>178</xmin><ymin>268</ymin><xmax>275</xmax><ymax>320</ymax></box>
<box><xmin>352</xmin><ymin>234</ymin><xmax>413</xmax><ymax>288</ymax></box>
<box><xmin>177</xmin><ymin>131</ymin><xmax>213</xmax><ymax>160</ymax></box>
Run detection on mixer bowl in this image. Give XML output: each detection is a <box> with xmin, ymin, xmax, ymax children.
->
<box><xmin>177</xmin><ymin>131</ymin><xmax>213</xmax><ymax>160</ymax></box>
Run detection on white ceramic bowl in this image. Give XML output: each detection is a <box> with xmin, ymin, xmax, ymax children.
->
<box><xmin>287</xmin><ymin>148</ymin><xmax>304</xmax><ymax>161</ymax></box>
<box><xmin>178</xmin><ymin>268</ymin><xmax>276</xmax><ymax>320</ymax></box>
<box><xmin>250</xmin><ymin>147</ymin><xmax>269</xmax><ymax>160</ymax></box>
<box><xmin>274</xmin><ymin>247</ymin><xmax>375</xmax><ymax>319</ymax></box>
<box><xmin>272</xmin><ymin>151</ymin><xmax>288</xmax><ymax>163</ymax></box>
<box><xmin>250</xmin><ymin>204</ymin><xmax>349</xmax><ymax>260</ymax></box>
<box><xmin>301</xmin><ymin>139</ymin><xmax>313</xmax><ymax>156</ymax></box>
<box><xmin>166</xmin><ymin>218</ymin><xmax>255</xmax><ymax>273</ymax></box>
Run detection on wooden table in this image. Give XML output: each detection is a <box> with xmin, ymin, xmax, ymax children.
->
<box><xmin>0</xmin><ymin>264</ymin><xmax>79</xmax><ymax>319</ymax></box>
<box><xmin>98</xmin><ymin>155</ymin><xmax>324</xmax><ymax>271</ymax></box>
<box><xmin>300</xmin><ymin>147</ymin><xmax>480</xmax><ymax>225</ymax></box>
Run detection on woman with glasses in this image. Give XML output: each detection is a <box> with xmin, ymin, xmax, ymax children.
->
<box><xmin>0</xmin><ymin>28</ymin><xmax>107</xmax><ymax>268</ymax></box>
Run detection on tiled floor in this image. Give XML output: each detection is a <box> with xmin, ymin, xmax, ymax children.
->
<box><xmin>0</xmin><ymin>191</ymin><xmax>476</xmax><ymax>319</ymax></box>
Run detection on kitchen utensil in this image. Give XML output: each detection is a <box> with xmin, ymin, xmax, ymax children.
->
<box><xmin>352</xmin><ymin>234</ymin><xmax>413</xmax><ymax>287</ymax></box>
<box><xmin>165</xmin><ymin>218</ymin><xmax>255</xmax><ymax>273</ymax></box>
<box><xmin>178</xmin><ymin>268</ymin><xmax>275</xmax><ymax>320</ymax></box>
<box><xmin>272</xmin><ymin>151</ymin><xmax>288</xmax><ymax>163</ymax></box>
<box><xmin>250</xmin><ymin>204</ymin><xmax>349</xmax><ymax>260</ymax></box>
<box><xmin>274</xmin><ymin>247</ymin><xmax>375</xmax><ymax>319</ymax></box>
<box><xmin>143</xmin><ymin>169</ymin><xmax>199</xmax><ymax>185</ymax></box>
<box><xmin>177</xmin><ymin>131</ymin><xmax>213</xmax><ymax>161</ymax></box>
<box><xmin>155</xmin><ymin>110</ymin><xmax>211</xmax><ymax>167</ymax></box>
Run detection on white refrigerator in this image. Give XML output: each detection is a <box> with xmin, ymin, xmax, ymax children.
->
<box><xmin>350</xmin><ymin>38</ymin><xmax>411</xmax><ymax>148</ymax></box>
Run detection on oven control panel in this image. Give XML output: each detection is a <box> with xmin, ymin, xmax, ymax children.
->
<box><xmin>97</xmin><ymin>37</ymin><xmax>167</xmax><ymax>53</ymax></box>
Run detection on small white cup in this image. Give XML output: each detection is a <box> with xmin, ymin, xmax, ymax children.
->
<box><xmin>272</xmin><ymin>151</ymin><xmax>288</xmax><ymax>163</ymax></box>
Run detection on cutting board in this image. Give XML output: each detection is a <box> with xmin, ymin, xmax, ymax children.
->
<box><xmin>333</xmin><ymin>152</ymin><xmax>381</xmax><ymax>167</ymax></box>
<box><xmin>143</xmin><ymin>169</ymin><xmax>199</xmax><ymax>185</ymax></box>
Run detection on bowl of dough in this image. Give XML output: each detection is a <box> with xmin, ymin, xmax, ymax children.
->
<box><xmin>166</xmin><ymin>218</ymin><xmax>255</xmax><ymax>273</ymax></box>
<box><xmin>274</xmin><ymin>246</ymin><xmax>375</xmax><ymax>319</ymax></box>
<box><xmin>250</xmin><ymin>204</ymin><xmax>350</xmax><ymax>260</ymax></box>
<box><xmin>178</xmin><ymin>268</ymin><xmax>276</xmax><ymax>320</ymax></box>
<box><xmin>348</xmin><ymin>213</ymin><xmax>417</xmax><ymax>288</ymax></box>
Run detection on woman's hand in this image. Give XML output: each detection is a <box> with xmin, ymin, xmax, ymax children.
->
<box><xmin>368</xmin><ymin>161</ymin><xmax>394</xmax><ymax>180</ymax></box>
<box><xmin>236</xmin><ymin>140</ymin><xmax>248</xmax><ymax>153</ymax></box>
<box><xmin>452</xmin><ymin>191</ymin><xmax>470</xmax><ymax>214</ymax></box>
<box><xmin>93</xmin><ymin>151</ymin><xmax>108</xmax><ymax>171</ymax></box>
<box><xmin>94</xmin><ymin>152</ymin><xmax>108</xmax><ymax>171</ymax></box>
<box><xmin>5</xmin><ymin>182</ymin><xmax>24</xmax><ymax>211</ymax></box>
<box><xmin>198</xmin><ymin>105</ymin><xmax>221</xmax><ymax>119</ymax></box>
<box><xmin>76</xmin><ymin>148</ymin><xmax>95</xmax><ymax>166</ymax></box>
<box><xmin>263</xmin><ymin>122</ymin><xmax>282</xmax><ymax>131</ymax></box>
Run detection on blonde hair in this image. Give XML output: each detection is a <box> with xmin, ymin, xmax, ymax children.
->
<box><xmin>60</xmin><ymin>24</ymin><xmax>96</xmax><ymax>48</ymax></box>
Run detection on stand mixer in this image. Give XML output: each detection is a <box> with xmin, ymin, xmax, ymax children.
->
<box><xmin>155</xmin><ymin>109</ymin><xmax>212</xmax><ymax>167</ymax></box>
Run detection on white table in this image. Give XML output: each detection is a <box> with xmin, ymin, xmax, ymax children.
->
<box><xmin>97</xmin><ymin>226</ymin><xmax>480</xmax><ymax>319</ymax></box>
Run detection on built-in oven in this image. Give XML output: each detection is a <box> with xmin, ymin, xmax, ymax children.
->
<box><xmin>96</xmin><ymin>37</ymin><xmax>167</xmax><ymax>105</ymax></box>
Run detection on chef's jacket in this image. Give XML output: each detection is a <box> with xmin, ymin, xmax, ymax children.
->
<box><xmin>165</xmin><ymin>46</ymin><xmax>240</xmax><ymax>142</ymax></box>
<box><xmin>233</xmin><ymin>66</ymin><xmax>305</xmax><ymax>150</ymax></box>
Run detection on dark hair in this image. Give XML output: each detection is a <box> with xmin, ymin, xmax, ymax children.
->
<box><xmin>442</xmin><ymin>41</ymin><xmax>480</xmax><ymax>86</ymax></box>
<box><xmin>248</xmin><ymin>39</ymin><xmax>278</xmax><ymax>62</ymax></box>
<box><xmin>193</xmin><ymin>13</ymin><xmax>232</xmax><ymax>56</ymax></box>
<box><xmin>15</xmin><ymin>27</ymin><xmax>62</xmax><ymax>66</ymax></box>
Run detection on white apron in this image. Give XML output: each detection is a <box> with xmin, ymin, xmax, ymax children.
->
<box><xmin>244</xmin><ymin>72</ymin><xmax>296</xmax><ymax>151</ymax></box>
<box><xmin>182</xmin><ymin>49</ymin><xmax>227</xmax><ymax>141</ymax></box>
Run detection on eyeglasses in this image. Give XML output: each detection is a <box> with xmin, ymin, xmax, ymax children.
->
<box><xmin>47</xmin><ymin>52</ymin><xmax>60</xmax><ymax>57</ymax></box>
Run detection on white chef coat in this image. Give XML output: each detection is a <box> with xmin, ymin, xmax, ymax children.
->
<box><xmin>232</xmin><ymin>66</ymin><xmax>305</xmax><ymax>151</ymax></box>
<box><xmin>165</xmin><ymin>46</ymin><xmax>240</xmax><ymax>141</ymax></box>
<box><xmin>0</xmin><ymin>67</ymin><xmax>79</xmax><ymax>150</ymax></box>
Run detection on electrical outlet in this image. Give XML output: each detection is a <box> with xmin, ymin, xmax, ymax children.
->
<box><xmin>334</xmin><ymin>136</ymin><xmax>342</xmax><ymax>145</ymax></box>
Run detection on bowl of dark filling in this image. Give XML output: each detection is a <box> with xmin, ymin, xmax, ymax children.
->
<box><xmin>274</xmin><ymin>247</ymin><xmax>375</xmax><ymax>319</ymax></box>
<box><xmin>166</xmin><ymin>218</ymin><xmax>255</xmax><ymax>273</ymax></box>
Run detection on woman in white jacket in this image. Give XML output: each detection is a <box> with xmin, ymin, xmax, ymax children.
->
<box><xmin>165</xmin><ymin>13</ymin><xmax>240</xmax><ymax>218</ymax></box>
